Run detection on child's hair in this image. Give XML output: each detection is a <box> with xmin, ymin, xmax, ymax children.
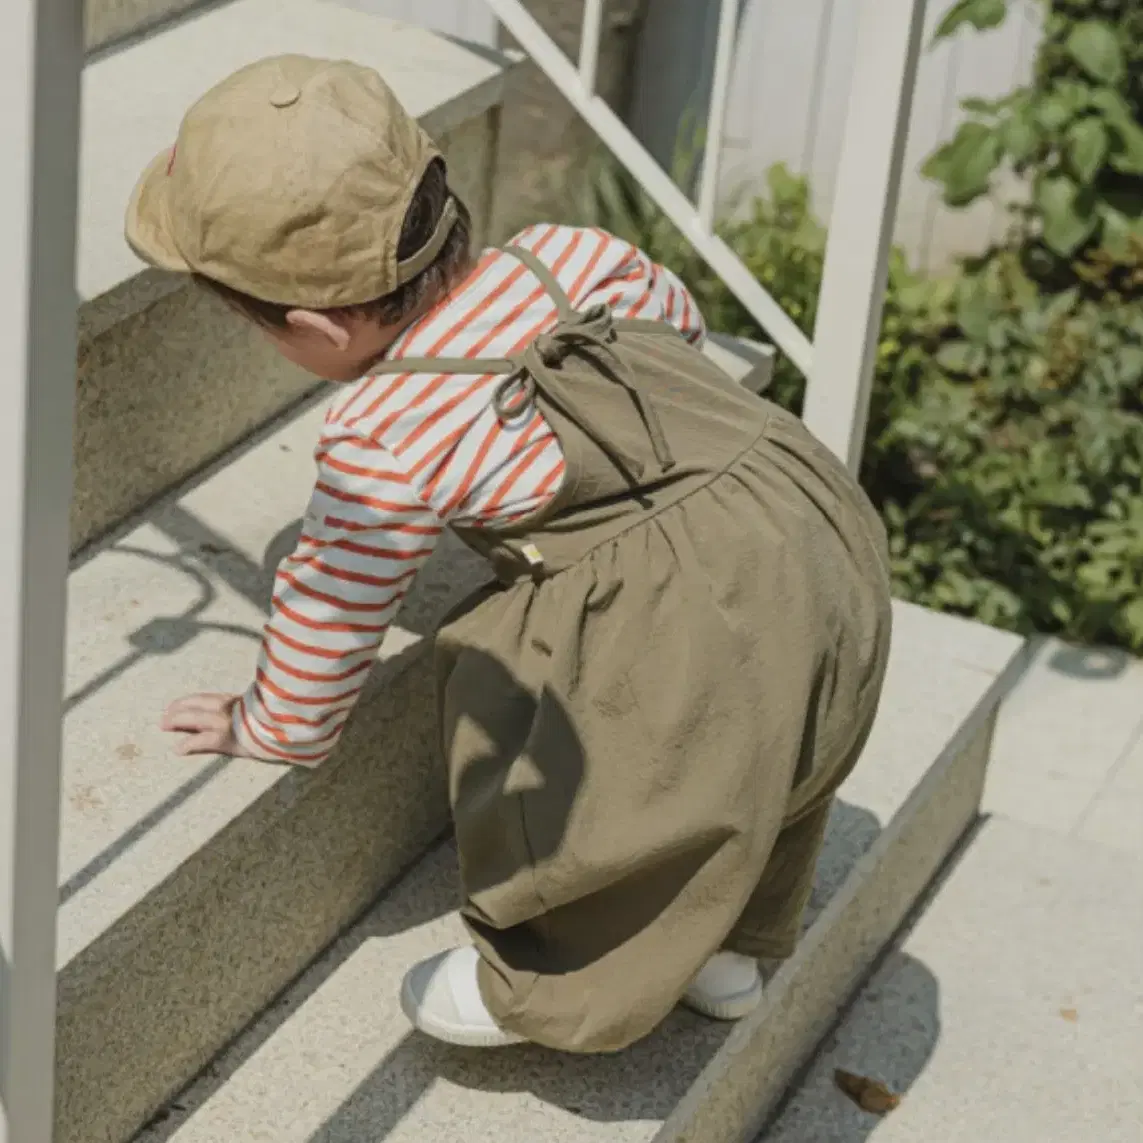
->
<box><xmin>197</xmin><ymin>157</ymin><xmax>472</xmax><ymax>327</ymax></box>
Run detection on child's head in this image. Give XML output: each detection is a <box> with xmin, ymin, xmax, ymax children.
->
<box><xmin>125</xmin><ymin>55</ymin><xmax>474</xmax><ymax>381</ymax></box>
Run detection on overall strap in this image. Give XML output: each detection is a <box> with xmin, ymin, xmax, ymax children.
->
<box><xmin>368</xmin><ymin>242</ymin><xmax>675</xmax><ymax>477</ymax></box>
<box><xmin>366</xmin><ymin>243</ymin><xmax>574</xmax><ymax>378</ymax></box>
<box><xmin>501</xmin><ymin>244</ymin><xmax>577</xmax><ymax>320</ymax></box>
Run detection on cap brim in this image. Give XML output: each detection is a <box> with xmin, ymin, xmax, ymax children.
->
<box><xmin>124</xmin><ymin>148</ymin><xmax>191</xmax><ymax>274</ymax></box>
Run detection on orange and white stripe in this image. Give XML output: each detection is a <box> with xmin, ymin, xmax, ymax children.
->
<box><xmin>233</xmin><ymin>225</ymin><xmax>706</xmax><ymax>764</ymax></box>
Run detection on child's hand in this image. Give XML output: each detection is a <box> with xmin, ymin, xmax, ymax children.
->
<box><xmin>161</xmin><ymin>693</ymin><xmax>243</xmax><ymax>757</ymax></box>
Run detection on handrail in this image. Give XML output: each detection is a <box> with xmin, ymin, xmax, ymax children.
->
<box><xmin>482</xmin><ymin>0</ymin><xmax>815</xmax><ymax>380</ymax></box>
<box><xmin>483</xmin><ymin>0</ymin><xmax>926</xmax><ymax>476</ymax></box>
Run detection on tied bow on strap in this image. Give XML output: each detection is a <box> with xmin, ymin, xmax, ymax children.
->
<box><xmin>491</xmin><ymin>304</ymin><xmax>675</xmax><ymax>480</ymax></box>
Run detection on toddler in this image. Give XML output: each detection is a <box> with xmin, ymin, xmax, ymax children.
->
<box><xmin>128</xmin><ymin>54</ymin><xmax>893</xmax><ymax>1053</ymax></box>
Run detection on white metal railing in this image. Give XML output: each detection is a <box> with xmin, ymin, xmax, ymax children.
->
<box><xmin>484</xmin><ymin>0</ymin><xmax>814</xmax><ymax>378</ymax></box>
<box><xmin>1</xmin><ymin>0</ymin><xmax>83</xmax><ymax>1139</ymax></box>
<box><xmin>483</xmin><ymin>0</ymin><xmax>927</xmax><ymax>476</ymax></box>
<box><xmin>0</xmin><ymin>2</ymin><xmax>924</xmax><ymax>1137</ymax></box>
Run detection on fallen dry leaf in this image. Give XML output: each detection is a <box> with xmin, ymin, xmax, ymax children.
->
<box><xmin>1060</xmin><ymin>1007</ymin><xmax>1079</xmax><ymax>1023</ymax></box>
<box><xmin>834</xmin><ymin>1069</ymin><xmax>901</xmax><ymax>1114</ymax></box>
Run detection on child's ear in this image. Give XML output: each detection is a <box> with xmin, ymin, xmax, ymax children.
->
<box><xmin>285</xmin><ymin>308</ymin><xmax>352</xmax><ymax>351</ymax></box>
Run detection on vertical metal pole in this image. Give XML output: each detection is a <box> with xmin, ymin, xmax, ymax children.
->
<box><xmin>697</xmin><ymin>0</ymin><xmax>740</xmax><ymax>231</ymax></box>
<box><xmin>579</xmin><ymin>0</ymin><xmax>605</xmax><ymax>95</ymax></box>
<box><xmin>0</xmin><ymin>0</ymin><xmax>83</xmax><ymax>1138</ymax></box>
<box><xmin>802</xmin><ymin>0</ymin><xmax>926</xmax><ymax>475</ymax></box>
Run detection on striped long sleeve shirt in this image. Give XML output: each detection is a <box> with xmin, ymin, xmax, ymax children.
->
<box><xmin>232</xmin><ymin>224</ymin><xmax>707</xmax><ymax>764</ymax></box>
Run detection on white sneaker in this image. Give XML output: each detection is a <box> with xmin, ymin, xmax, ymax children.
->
<box><xmin>681</xmin><ymin>950</ymin><xmax>764</xmax><ymax>1020</ymax></box>
<box><xmin>401</xmin><ymin>945</ymin><xmax>764</xmax><ymax>1048</ymax></box>
<box><xmin>399</xmin><ymin>946</ymin><xmax>525</xmax><ymax>1048</ymax></box>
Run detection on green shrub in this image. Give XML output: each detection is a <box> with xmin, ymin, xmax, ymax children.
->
<box><xmin>882</xmin><ymin>256</ymin><xmax>1143</xmax><ymax>647</ymax></box>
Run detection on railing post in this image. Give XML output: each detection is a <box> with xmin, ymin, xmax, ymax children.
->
<box><xmin>0</xmin><ymin>0</ymin><xmax>83</xmax><ymax>1138</ymax></box>
<box><xmin>697</xmin><ymin>0</ymin><xmax>740</xmax><ymax>230</ymax></box>
<box><xmin>578</xmin><ymin>0</ymin><xmax>605</xmax><ymax>95</ymax></box>
<box><xmin>802</xmin><ymin>0</ymin><xmax>927</xmax><ymax>476</ymax></box>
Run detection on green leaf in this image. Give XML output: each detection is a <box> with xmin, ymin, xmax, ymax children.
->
<box><xmin>934</xmin><ymin>0</ymin><xmax>1008</xmax><ymax>41</ymax></box>
<box><xmin>1109</xmin><ymin>117</ymin><xmax>1143</xmax><ymax>175</ymax></box>
<box><xmin>1000</xmin><ymin>107</ymin><xmax>1041</xmax><ymax>163</ymax></box>
<box><xmin>1066</xmin><ymin>21</ymin><xmax>1125</xmax><ymax>85</ymax></box>
<box><xmin>1035</xmin><ymin>175</ymin><xmax>1098</xmax><ymax>256</ymax></box>
<box><xmin>1065</xmin><ymin>117</ymin><xmax>1108</xmax><ymax>183</ymax></box>
<box><xmin>1043</xmin><ymin>286</ymin><xmax>1080</xmax><ymax>324</ymax></box>
<box><xmin>1036</xmin><ymin>93</ymin><xmax>1076</xmax><ymax>132</ymax></box>
<box><xmin>1088</xmin><ymin>87</ymin><xmax>1133</xmax><ymax>123</ymax></box>
<box><xmin>1121</xmin><ymin>597</ymin><xmax>1143</xmax><ymax>641</ymax></box>
<box><xmin>1055</xmin><ymin>80</ymin><xmax>1098</xmax><ymax>114</ymax></box>
<box><xmin>936</xmin><ymin>341</ymin><xmax>986</xmax><ymax>375</ymax></box>
<box><xmin>1097</xmin><ymin>203</ymin><xmax>1137</xmax><ymax>258</ymax></box>
<box><xmin>961</xmin><ymin>96</ymin><xmax>998</xmax><ymax>115</ymax></box>
<box><xmin>1115</xmin><ymin>345</ymin><xmax>1143</xmax><ymax>385</ymax></box>
<box><xmin>956</xmin><ymin>288</ymin><xmax>997</xmax><ymax>343</ymax></box>
<box><xmin>924</xmin><ymin>122</ymin><xmax>1004</xmax><ymax>207</ymax></box>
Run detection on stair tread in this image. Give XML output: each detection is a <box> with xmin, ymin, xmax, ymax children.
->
<box><xmin>124</xmin><ymin>590</ymin><xmax>1021</xmax><ymax>1142</ymax></box>
<box><xmin>79</xmin><ymin>0</ymin><xmax>511</xmax><ymax>334</ymax></box>
<box><xmin>763</xmin><ymin>817</ymin><xmax>1143</xmax><ymax>1143</ymax></box>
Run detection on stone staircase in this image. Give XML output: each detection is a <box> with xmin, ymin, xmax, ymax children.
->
<box><xmin>63</xmin><ymin>3</ymin><xmax>1024</xmax><ymax>1142</ymax></box>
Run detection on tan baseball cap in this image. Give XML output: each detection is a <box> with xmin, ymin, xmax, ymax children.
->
<box><xmin>125</xmin><ymin>54</ymin><xmax>459</xmax><ymax>308</ymax></box>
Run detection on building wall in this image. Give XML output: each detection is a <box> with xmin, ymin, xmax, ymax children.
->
<box><xmin>629</xmin><ymin>0</ymin><xmax>1044</xmax><ymax>272</ymax></box>
<box><xmin>333</xmin><ymin>0</ymin><xmax>498</xmax><ymax>44</ymax></box>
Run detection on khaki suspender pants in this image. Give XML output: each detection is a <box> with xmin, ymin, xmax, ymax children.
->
<box><xmin>370</xmin><ymin>246</ymin><xmax>893</xmax><ymax>1053</ymax></box>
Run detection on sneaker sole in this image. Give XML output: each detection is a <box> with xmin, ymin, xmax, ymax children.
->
<box><xmin>399</xmin><ymin>974</ymin><xmax>527</xmax><ymax>1049</ymax></box>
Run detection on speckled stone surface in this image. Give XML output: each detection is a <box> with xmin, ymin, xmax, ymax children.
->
<box><xmin>985</xmin><ymin>636</ymin><xmax>1143</xmax><ymax>836</ymax></box>
<box><xmin>73</xmin><ymin>286</ymin><xmax>318</xmax><ymax>551</ymax></box>
<box><xmin>74</xmin><ymin>0</ymin><xmax>513</xmax><ymax>548</ymax></box>
<box><xmin>57</xmin><ymin>398</ymin><xmax>490</xmax><ymax>1143</ymax></box>
<box><xmin>85</xmin><ymin>0</ymin><xmax>207</xmax><ymax>53</ymax></box>
<box><xmin>764</xmin><ymin>817</ymin><xmax>1143</xmax><ymax>1143</ymax></box>
<box><xmin>125</xmin><ymin>606</ymin><xmax>1023</xmax><ymax>1143</ymax></box>
<box><xmin>660</xmin><ymin>706</ymin><xmax>1000</xmax><ymax>1143</ymax></box>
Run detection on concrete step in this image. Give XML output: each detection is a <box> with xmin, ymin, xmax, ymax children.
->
<box><xmin>704</xmin><ymin>332</ymin><xmax>775</xmax><ymax>395</ymax></box>
<box><xmin>86</xmin><ymin>0</ymin><xmax>215</xmax><ymax>54</ymax></box>
<box><xmin>116</xmin><ymin>590</ymin><xmax>1022</xmax><ymax>1143</ymax></box>
<box><xmin>56</xmin><ymin>324</ymin><xmax>771</xmax><ymax>1143</ymax></box>
<box><xmin>58</xmin><ymin>397</ymin><xmax>486</xmax><ymax>1143</ymax></box>
<box><xmin>760</xmin><ymin>817</ymin><xmax>1143</xmax><ymax>1142</ymax></box>
<box><xmin>75</xmin><ymin>0</ymin><xmax>513</xmax><ymax>550</ymax></box>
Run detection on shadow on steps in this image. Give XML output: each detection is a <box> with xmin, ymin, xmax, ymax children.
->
<box><xmin>141</xmin><ymin>796</ymin><xmax>943</xmax><ymax>1141</ymax></box>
